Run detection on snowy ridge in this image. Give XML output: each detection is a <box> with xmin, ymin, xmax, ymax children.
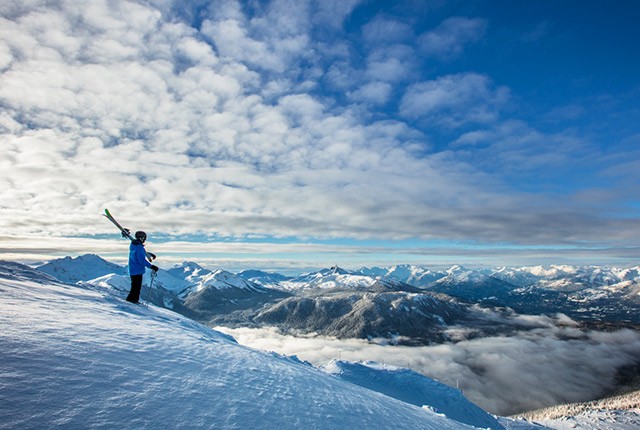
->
<box><xmin>360</xmin><ymin>264</ymin><xmax>640</xmax><ymax>291</ymax></box>
<box><xmin>204</xmin><ymin>269</ymin><xmax>268</xmax><ymax>292</ymax></box>
<box><xmin>37</xmin><ymin>255</ymin><xmax>640</xmax><ymax>296</ymax></box>
<box><xmin>514</xmin><ymin>391</ymin><xmax>640</xmax><ymax>429</ymax></box>
<box><xmin>87</xmin><ymin>270</ymin><xmax>190</xmax><ymax>296</ymax></box>
<box><xmin>37</xmin><ymin>254</ymin><xmax>125</xmax><ymax>284</ymax></box>
<box><xmin>278</xmin><ymin>266</ymin><xmax>417</xmax><ymax>292</ymax></box>
<box><xmin>166</xmin><ymin>261</ymin><xmax>213</xmax><ymax>284</ymax></box>
<box><xmin>278</xmin><ymin>266</ymin><xmax>376</xmax><ymax>291</ymax></box>
<box><xmin>488</xmin><ymin>265</ymin><xmax>640</xmax><ymax>291</ymax></box>
<box><xmin>0</xmin><ymin>260</ymin><xmax>485</xmax><ymax>429</ymax></box>
<box><xmin>321</xmin><ymin>360</ymin><xmax>505</xmax><ymax>429</ymax></box>
<box><xmin>167</xmin><ymin>262</ymin><xmax>268</xmax><ymax>293</ymax></box>
<box><xmin>238</xmin><ymin>269</ymin><xmax>291</xmax><ymax>286</ymax></box>
<box><xmin>39</xmin><ymin>257</ymin><xmax>275</xmax><ymax>302</ymax></box>
<box><xmin>357</xmin><ymin>264</ymin><xmax>446</xmax><ymax>286</ymax></box>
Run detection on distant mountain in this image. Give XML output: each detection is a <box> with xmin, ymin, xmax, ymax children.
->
<box><xmin>356</xmin><ymin>264</ymin><xmax>447</xmax><ymax>286</ymax></box>
<box><xmin>426</xmin><ymin>265</ymin><xmax>640</xmax><ymax>324</ymax></box>
<box><xmin>179</xmin><ymin>265</ymin><xmax>467</xmax><ymax>341</ymax></box>
<box><xmin>34</xmin><ymin>255</ymin><xmax>640</xmax><ymax>339</ymax></box>
<box><xmin>252</xmin><ymin>290</ymin><xmax>469</xmax><ymax>343</ymax></box>
<box><xmin>247</xmin><ymin>264</ymin><xmax>533</xmax><ymax>342</ymax></box>
<box><xmin>35</xmin><ymin>256</ymin><xmax>289</xmax><ymax>323</ymax></box>
<box><xmin>278</xmin><ymin>266</ymin><xmax>421</xmax><ymax>293</ymax></box>
<box><xmin>168</xmin><ymin>263</ymin><xmax>275</xmax><ymax>293</ymax></box>
<box><xmin>356</xmin><ymin>264</ymin><xmax>640</xmax><ymax>324</ymax></box>
<box><xmin>356</xmin><ymin>263</ymin><xmax>640</xmax><ymax>293</ymax></box>
<box><xmin>34</xmin><ymin>254</ymin><xmax>187</xmax><ymax>309</ymax></box>
<box><xmin>36</xmin><ymin>254</ymin><xmax>125</xmax><ymax>283</ymax></box>
<box><xmin>237</xmin><ymin>269</ymin><xmax>291</xmax><ymax>286</ymax></box>
<box><xmin>425</xmin><ymin>265</ymin><xmax>517</xmax><ymax>303</ymax></box>
<box><xmin>198</xmin><ymin>268</ymin><xmax>270</xmax><ymax>293</ymax></box>
<box><xmin>179</xmin><ymin>268</ymin><xmax>290</xmax><ymax>324</ymax></box>
<box><xmin>489</xmin><ymin>265</ymin><xmax>640</xmax><ymax>290</ymax></box>
<box><xmin>166</xmin><ymin>261</ymin><xmax>213</xmax><ymax>284</ymax></box>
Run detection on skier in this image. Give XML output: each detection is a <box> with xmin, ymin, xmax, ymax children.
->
<box><xmin>127</xmin><ymin>231</ymin><xmax>159</xmax><ymax>304</ymax></box>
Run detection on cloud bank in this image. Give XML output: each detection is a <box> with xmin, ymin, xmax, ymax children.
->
<box><xmin>217</xmin><ymin>325</ymin><xmax>640</xmax><ymax>416</ymax></box>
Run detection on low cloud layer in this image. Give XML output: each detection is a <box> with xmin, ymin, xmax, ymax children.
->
<box><xmin>217</xmin><ymin>325</ymin><xmax>640</xmax><ymax>416</ymax></box>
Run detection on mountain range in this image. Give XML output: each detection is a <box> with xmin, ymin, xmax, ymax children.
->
<box><xmin>5</xmin><ymin>256</ymin><xmax>640</xmax><ymax>429</ymax></box>
<box><xmin>361</xmin><ymin>264</ymin><xmax>640</xmax><ymax>325</ymax></box>
<box><xmin>36</xmin><ymin>256</ymin><xmax>640</xmax><ymax>344</ymax></box>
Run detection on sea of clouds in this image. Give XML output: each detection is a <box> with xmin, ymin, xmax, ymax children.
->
<box><xmin>217</xmin><ymin>321</ymin><xmax>640</xmax><ymax>416</ymax></box>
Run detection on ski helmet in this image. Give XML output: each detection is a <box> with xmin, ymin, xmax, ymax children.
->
<box><xmin>135</xmin><ymin>231</ymin><xmax>147</xmax><ymax>242</ymax></box>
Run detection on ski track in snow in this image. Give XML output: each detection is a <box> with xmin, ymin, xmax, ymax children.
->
<box><xmin>1</xmin><ymin>271</ymin><xmax>478</xmax><ymax>430</ymax></box>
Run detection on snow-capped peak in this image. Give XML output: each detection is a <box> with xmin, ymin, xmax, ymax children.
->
<box><xmin>178</xmin><ymin>268</ymin><xmax>264</xmax><ymax>294</ymax></box>
<box><xmin>166</xmin><ymin>261</ymin><xmax>212</xmax><ymax>281</ymax></box>
<box><xmin>442</xmin><ymin>265</ymin><xmax>490</xmax><ymax>283</ymax></box>
<box><xmin>36</xmin><ymin>253</ymin><xmax>125</xmax><ymax>283</ymax></box>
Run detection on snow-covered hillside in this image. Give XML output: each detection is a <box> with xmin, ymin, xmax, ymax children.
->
<box><xmin>37</xmin><ymin>254</ymin><xmax>125</xmax><ymax>283</ymax></box>
<box><xmin>90</xmin><ymin>269</ymin><xmax>192</xmax><ymax>296</ymax></box>
<box><xmin>321</xmin><ymin>360</ymin><xmax>504</xmax><ymax>429</ymax></box>
<box><xmin>2</xmin><ymin>260</ymin><xmax>495</xmax><ymax>429</ymax></box>
<box><xmin>515</xmin><ymin>390</ymin><xmax>640</xmax><ymax>430</ymax></box>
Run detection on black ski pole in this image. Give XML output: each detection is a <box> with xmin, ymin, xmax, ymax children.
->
<box><xmin>146</xmin><ymin>270</ymin><xmax>157</xmax><ymax>302</ymax></box>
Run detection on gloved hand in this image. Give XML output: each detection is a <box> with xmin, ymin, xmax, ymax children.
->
<box><xmin>150</xmin><ymin>265</ymin><xmax>159</xmax><ymax>272</ymax></box>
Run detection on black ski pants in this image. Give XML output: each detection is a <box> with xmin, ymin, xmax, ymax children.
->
<box><xmin>127</xmin><ymin>274</ymin><xmax>143</xmax><ymax>303</ymax></box>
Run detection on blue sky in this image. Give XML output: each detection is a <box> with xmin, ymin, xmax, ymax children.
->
<box><xmin>1</xmin><ymin>0</ymin><xmax>639</xmax><ymax>272</ymax></box>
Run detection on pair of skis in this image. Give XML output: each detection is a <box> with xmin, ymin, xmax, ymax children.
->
<box><xmin>103</xmin><ymin>208</ymin><xmax>156</xmax><ymax>262</ymax></box>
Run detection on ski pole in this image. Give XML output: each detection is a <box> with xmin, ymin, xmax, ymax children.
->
<box><xmin>146</xmin><ymin>269</ymin><xmax>157</xmax><ymax>302</ymax></box>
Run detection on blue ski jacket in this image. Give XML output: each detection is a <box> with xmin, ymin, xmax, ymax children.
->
<box><xmin>129</xmin><ymin>240</ymin><xmax>153</xmax><ymax>276</ymax></box>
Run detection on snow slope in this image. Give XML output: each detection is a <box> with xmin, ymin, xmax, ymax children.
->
<box><xmin>514</xmin><ymin>390</ymin><xmax>640</xmax><ymax>430</ymax></box>
<box><xmin>0</xmin><ymin>261</ymin><xmax>479</xmax><ymax>430</ymax></box>
<box><xmin>88</xmin><ymin>270</ymin><xmax>191</xmax><ymax>296</ymax></box>
<box><xmin>321</xmin><ymin>360</ymin><xmax>505</xmax><ymax>429</ymax></box>
<box><xmin>36</xmin><ymin>254</ymin><xmax>125</xmax><ymax>283</ymax></box>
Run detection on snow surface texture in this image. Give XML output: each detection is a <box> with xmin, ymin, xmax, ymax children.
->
<box><xmin>320</xmin><ymin>360</ymin><xmax>504</xmax><ymax>429</ymax></box>
<box><xmin>514</xmin><ymin>391</ymin><xmax>640</xmax><ymax>430</ymax></box>
<box><xmin>0</xmin><ymin>261</ymin><xmax>484</xmax><ymax>430</ymax></box>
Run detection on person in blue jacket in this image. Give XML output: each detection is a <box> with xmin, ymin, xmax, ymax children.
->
<box><xmin>127</xmin><ymin>231</ymin><xmax>158</xmax><ymax>303</ymax></box>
